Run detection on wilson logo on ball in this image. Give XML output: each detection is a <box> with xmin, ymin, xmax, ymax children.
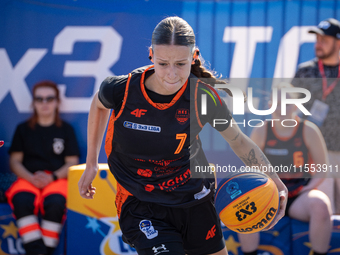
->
<box><xmin>236</xmin><ymin>207</ymin><xmax>277</xmax><ymax>233</ymax></box>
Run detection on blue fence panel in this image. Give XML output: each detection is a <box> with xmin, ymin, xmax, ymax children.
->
<box><xmin>0</xmin><ymin>0</ymin><xmax>339</xmax><ymax>180</ymax></box>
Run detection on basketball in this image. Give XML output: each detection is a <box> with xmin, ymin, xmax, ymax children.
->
<box><xmin>215</xmin><ymin>171</ymin><xmax>279</xmax><ymax>234</ymax></box>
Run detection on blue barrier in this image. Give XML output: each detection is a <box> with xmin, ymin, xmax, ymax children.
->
<box><xmin>2</xmin><ymin>201</ymin><xmax>340</xmax><ymax>255</ymax></box>
<box><xmin>1</xmin><ymin>0</ymin><xmax>340</xmax><ymax>174</ymax></box>
<box><xmin>223</xmin><ymin>216</ymin><xmax>340</xmax><ymax>255</ymax></box>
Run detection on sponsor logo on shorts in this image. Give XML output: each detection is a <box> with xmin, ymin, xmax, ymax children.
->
<box><xmin>123</xmin><ymin>121</ymin><xmax>161</xmax><ymax>133</ymax></box>
<box><xmin>152</xmin><ymin>244</ymin><xmax>169</xmax><ymax>254</ymax></box>
<box><xmin>236</xmin><ymin>207</ymin><xmax>277</xmax><ymax>233</ymax></box>
<box><xmin>226</xmin><ymin>181</ymin><xmax>242</xmax><ymax>199</ymax></box>
<box><xmin>205</xmin><ymin>225</ymin><xmax>216</xmax><ymax>240</ymax></box>
<box><xmin>139</xmin><ymin>220</ymin><xmax>158</xmax><ymax>239</ymax></box>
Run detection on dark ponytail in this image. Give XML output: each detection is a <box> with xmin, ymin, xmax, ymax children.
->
<box><xmin>190</xmin><ymin>58</ymin><xmax>233</xmax><ymax>97</ymax></box>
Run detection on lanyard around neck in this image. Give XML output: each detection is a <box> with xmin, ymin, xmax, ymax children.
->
<box><xmin>318</xmin><ymin>59</ymin><xmax>340</xmax><ymax>100</ymax></box>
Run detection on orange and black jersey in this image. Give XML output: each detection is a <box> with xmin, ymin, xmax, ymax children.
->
<box><xmin>264</xmin><ymin>121</ymin><xmax>312</xmax><ymax>198</ymax></box>
<box><xmin>98</xmin><ymin>65</ymin><xmax>232</xmax><ymax>209</ymax></box>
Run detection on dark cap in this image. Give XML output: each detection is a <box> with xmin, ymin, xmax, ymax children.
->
<box><xmin>308</xmin><ymin>18</ymin><xmax>340</xmax><ymax>39</ymax></box>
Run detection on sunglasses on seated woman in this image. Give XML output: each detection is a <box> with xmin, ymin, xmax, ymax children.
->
<box><xmin>34</xmin><ymin>96</ymin><xmax>57</xmax><ymax>103</ymax></box>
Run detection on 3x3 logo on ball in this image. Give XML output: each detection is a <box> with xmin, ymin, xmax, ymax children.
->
<box><xmin>235</xmin><ymin>201</ymin><xmax>257</xmax><ymax>221</ymax></box>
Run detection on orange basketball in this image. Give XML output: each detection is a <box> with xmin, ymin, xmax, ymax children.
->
<box><xmin>215</xmin><ymin>171</ymin><xmax>279</xmax><ymax>234</ymax></box>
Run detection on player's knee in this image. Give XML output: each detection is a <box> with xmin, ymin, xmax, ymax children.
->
<box><xmin>310</xmin><ymin>196</ymin><xmax>332</xmax><ymax>221</ymax></box>
<box><xmin>43</xmin><ymin>194</ymin><xmax>66</xmax><ymax>221</ymax></box>
<box><xmin>12</xmin><ymin>192</ymin><xmax>36</xmax><ymax>218</ymax></box>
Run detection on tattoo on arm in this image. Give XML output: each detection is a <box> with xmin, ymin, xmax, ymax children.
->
<box><xmin>240</xmin><ymin>148</ymin><xmax>279</xmax><ymax>179</ymax></box>
<box><xmin>231</xmin><ymin>132</ymin><xmax>240</xmax><ymax>141</ymax></box>
<box><xmin>260</xmin><ymin>154</ymin><xmax>270</xmax><ymax>166</ymax></box>
<box><xmin>240</xmin><ymin>149</ymin><xmax>258</xmax><ymax>166</ymax></box>
<box><xmin>260</xmin><ymin>153</ymin><xmax>278</xmax><ymax>178</ymax></box>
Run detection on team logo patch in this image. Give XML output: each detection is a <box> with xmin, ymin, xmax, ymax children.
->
<box><xmin>267</xmin><ymin>139</ymin><xmax>277</xmax><ymax>147</ymax></box>
<box><xmin>53</xmin><ymin>138</ymin><xmax>64</xmax><ymax>155</ymax></box>
<box><xmin>226</xmin><ymin>181</ymin><xmax>242</xmax><ymax>199</ymax></box>
<box><xmin>139</xmin><ymin>220</ymin><xmax>158</xmax><ymax>239</ymax></box>
<box><xmin>123</xmin><ymin>121</ymin><xmax>161</xmax><ymax>133</ymax></box>
<box><xmin>294</xmin><ymin>137</ymin><xmax>302</xmax><ymax>147</ymax></box>
<box><xmin>175</xmin><ymin>109</ymin><xmax>189</xmax><ymax>125</ymax></box>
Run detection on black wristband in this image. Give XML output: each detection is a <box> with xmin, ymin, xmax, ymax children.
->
<box><xmin>52</xmin><ymin>172</ymin><xmax>58</xmax><ymax>181</ymax></box>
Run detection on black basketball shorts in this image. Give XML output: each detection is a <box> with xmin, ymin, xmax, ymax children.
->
<box><xmin>119</xmin><ymin>196</ymin><xmax>226</xmax><ymax>255</ymax></box>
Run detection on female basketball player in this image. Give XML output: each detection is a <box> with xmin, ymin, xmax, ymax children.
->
<box><xmin>7</xmin><ymin>81</ymin><xmax>80</xmax><ymax>255</ymax></box>
<box><xmin>78</xmin><ymin>16</ymin><xmax>288</xmax><ymax>255</ymax></box>
<box><xmin>238</xmin><ymin>83</ymin><xmax>333</xmax><ymax>255</ymax></box>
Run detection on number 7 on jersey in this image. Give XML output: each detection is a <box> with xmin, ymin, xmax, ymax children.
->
<box><xmin>175</xmin><ymin>133</ymin><xmax>187</xmax><ymax>154</ymax></box>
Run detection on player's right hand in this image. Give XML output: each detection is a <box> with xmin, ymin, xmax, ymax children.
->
<box><xmin>78</xmin><ymin>165</ymin><xmax>98</xmax><ymax>199</ymax></box>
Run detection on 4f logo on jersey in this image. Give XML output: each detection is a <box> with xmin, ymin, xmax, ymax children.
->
<box><xmin>131</xmin><ymin>109</ymin><xmax>147</xmax><ymax>117</ymax></box>
<box><xmin>267</xmin><ymin>139</ymin><xmax>278</xmax><ymax>147</ymax></box>
<box><xmin>236</xmin><ymin>202</ymin><xmax>257</xmax><ymax>221</ymax></box>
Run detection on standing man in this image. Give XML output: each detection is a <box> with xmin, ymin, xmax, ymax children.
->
<box><xmin>292</xmin><ymin>18</ymin><xmax>340</xmax><ymax>214</ymax></box>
